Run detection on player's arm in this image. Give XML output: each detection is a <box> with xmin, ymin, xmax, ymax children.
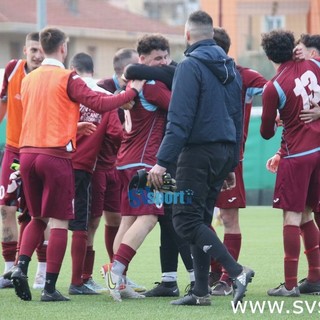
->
<box><xmin>0</xmin><ymin>61</ymin><xmax>14</xmax><ymax>123</ymax></box>
<box><xmin>260</xmin><ymin>82</ymin><xmax>279</xmax><ymax>139</ymax></box>
<box><xmin>67</xmin><ymin>72</ymin><xmax>143</xmax><ymax>113</ymax></box>
<box><xmin>143</xmin><ymin>81</ymin><xmax>171</xmax><ymax>110</ymax></box>
<box><xmin>0</xmin><ymin>99</ymin><xmax>7</xmax><ymax>124</ymax></box>
<box><xmin>124</xmin><ymin>64</ymin><xmax>175</xmax><ymax>90</ymax></box>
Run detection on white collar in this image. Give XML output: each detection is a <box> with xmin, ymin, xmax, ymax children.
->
<box><xmin>42</xmin><ymin>58</ymin><xmax>65</xmax><ymax>69</ymax></box>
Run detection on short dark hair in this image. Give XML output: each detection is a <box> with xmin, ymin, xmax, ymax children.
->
<box><xmin>298</xmin><ymin>33</ymin><xmax>320</xmax><ymax>53</ymax></box>
<box><xmin>188</xmin><ymin>10</ymin><xmax>213</xmax><ymax>27</ymax></box>
<box><xmin>213</xmin><ymin>27</ymin><xmax>231</xmax><ymax>54</ymax></box>
<box><xmin>40</xmin><ymin>27</ymin><xmax>67</xmax><ymax>54</ymax></box>
<box><xmin>70</xmin><ymin>52</ymin><xmax>94</xmax><ymax>74</ymax></box>
<box><xmin>261</xmin><ymin>30</ymin><xmax>295</xmax><ymax>64</ymax></box>
<box><xmin>26</xmin><ymin>32</ymin><xmax>40</xmax><ymax>42</ymax></box>
<box><xmin>136</xmin><ymin>34</ymin><xmax>169</xmax><ymax>56</ymax></box>
<box><xmin>113</xmin><ymin>48</ymin><xmax>138</xmax><ymax>75</ymax></box>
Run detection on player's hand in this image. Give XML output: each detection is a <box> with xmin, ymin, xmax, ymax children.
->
<box><xmin>147</xmin><ymin>164</ymin><xmax>167</xmax><ymax>190</ymax></box>
<box><xmin>266</xmin><ymin>153</ymin><xmax>280</xmax><ymax>173</ymax></box>
<box><xmin>293</xmin><ymin>44</ymin><xmax>305</xmax><ymax>61</ymax></box>
<box><xmin>129</xmin><ymin>79</ymin><xmax>146</xmax><ymax>93</ymax></box>
<box><xmin>221</xmin><ymin>172</ymin><xmax>236</xmax><ymax>191</ymax></box>
<box><xmin>121</xmin><ymin>100</ymin><xmax>135</xmax><ymax>110</ymax></box>
<box><xmin>77</xmin><ymin>122</ymin><xmax>97</xmax><ymax>136</ymax></box>
<box><xmin>275</xmin><ymin>115</ymin><xmax>283</xmax><ymax>127</ymax></box>
<box><xmin>299</xmin><ymin>100</ymin><xmax>320</xmax><ymax>123</ymax></box>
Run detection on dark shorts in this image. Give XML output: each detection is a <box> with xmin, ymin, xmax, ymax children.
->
<box><xmin>273</xmin><ymin>151</ymin><xmax>320</xmax><ymax>212</ymax></box>
<box><xmin>69</xmin><ymin>170</ymin><xmax>92</xmax><ymax>231</ymax></box>
<box><xmin>19</xmin><ymin>153</ymin><xmax>74</xmax><ymax>220</ymax></box>
<box><xmin>91</xmin><ymin>167</ymin><xmax>121</xmax><ymax>218</ymax></box>
<box><xmin>118</xmin><ymin>167</ymin><xmax>164</xmax><ymax>217</ymax></box>
<box><xmin>215</xmin><ymin>162</ymin><xmax>246</xmax><ymax>209</ymax></box>
<box><xmin>0</xmin><ymin>147</ymin><xmax>20</xmax><ymax>205</ymax></box>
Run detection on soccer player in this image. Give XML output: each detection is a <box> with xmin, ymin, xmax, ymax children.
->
<box><xmin>101</xmin><ymin>34</ymin><xmax>172</xmax><ymax>302</ymax></box>
<box><xmin>210</xmin><ymin>27</ymin><xmax>267</xmax><ymax>296</ymax></box>
<box><xmin>67</xmin><ymin>52</ymin><xmax>129</xmax><ymax>295</ymax></box>
<box><xmin>261</xmin><ymin>29</ymin><xmax>320</xmax><ymax>296</ymax></box>
<box><xmin>148</xmin><ymin>11</ymin><xmax>254</xmax><ymax>307</ymax></box>
<box><xmin>124</xmin><ymin>59</ymin><xmax>195</xmax><ymax>297</ymax></box>
<box><xmin>8</xmin><ymin>27</ymin><xmax>144</xmax><ymax>302</ymax></box>
<box><xmin>83</xmin><ymin>48</ymin><xmax>145</xmax><ymax>293</ymax></box>
<box><xmin>0</xmin><ymin>32</ymin><xmax>48</xmax><ymax>290</ymax></box>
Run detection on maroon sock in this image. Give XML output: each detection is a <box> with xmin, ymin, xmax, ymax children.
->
<box><xmin>220</xmin><ymin>233</ymin><xmax>242</xmax><ymax>283</ymax></box>
<box><xmin>314</xmin><ymin>212</ymin><xmax>320</xmax><ymax>230</ymax></box>
<box><xmin>46</xmin><ymin>228</ymin><xmax>68</xmax><ymax>274</ymax></box>
<box><xmin>83</xmin><ymin>245</ymin><xmax>95</xmax><ymax>282</ymax></box>
<box><xmin>283</xmin><ymin>225</ymin><xmax>300</xmax><ymax>289</ymax></box>
<box><xmin>300</xmin><ymin>220</ymin><xmax>320</xmax><ymax>282</ymax></box>
<box><xmin>16</xmin><ymin>219</ymin><xmax>30</xmax><ymax>261</ymax></box>
<box><xmin>2</xmin><ymin>241</ymin><xmax>17</xmax><ymax>262</ymax></box>
<box><xmin>71</xmin><ymin>230</ymin><xmax>88</xmax><ymax>286</ymax></box>
<box><xmin>19</xmin><ymin>219</ymin><xmax>47</xmax><ymax>257</ymax></box>
<box><xmin>113</xmin><ymin>243</ymin><xmax>136</xmax><ymax>270</ymax></box>
<box><xmin>105</xmin><ymin>225</ymin><xmax>119</xmax><ymax>262</ymax></box>
<box><xmin>36</xmin><ymin>243</ymin><xmax>47</xmax><ymax>263</ymax></box>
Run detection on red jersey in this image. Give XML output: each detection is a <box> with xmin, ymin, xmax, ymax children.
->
<box><xmin>237</xmin><ymin>66</ymin><xmax>267</xmax><ymax>160</ymax></box>
<box><xmin>117</xmin><ymin>80</ymin><xmax>171</xmax><ymax>169</ymax></box>
<box><xmin>261</xmin><ymin>59</ymin><xmax>320</xmax><ymax>157</ymax></box>
<box><xmin>71</xmin><ymin>77</ymin><xmax>123</xmax><ymax>173</ymax></box>
<box><xmin>95</xmin><ymin>77</ymin><xmax>124</xmax><ymax>170</ymax></box>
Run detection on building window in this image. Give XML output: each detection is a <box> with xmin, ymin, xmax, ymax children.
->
<box><xmin>263</xmin><ymin>15</ymin><xmax>285</xmax><ymax>32</ymax></box>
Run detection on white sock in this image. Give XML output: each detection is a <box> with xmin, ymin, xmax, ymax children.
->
<box><xmin>4</xmin><ymin>261</ymin><xmax>14</xmax><ymax>273</ymax></box>
<box><xmin>36</xmin><ymin>262</ymin><xmax>46</xmax><ymax>275</ymax></box>
<box><xmin>161</xmin><ymin>272</ymin><xmax>177</xmax><ymax>282</ymax></box>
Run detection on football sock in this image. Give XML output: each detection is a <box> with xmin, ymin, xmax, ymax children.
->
<box><xmin>300</xmin><ymin>220</ymin><xmax>320</xmax><ymax>282</ymax></box>
<box><xmin>190</xmin><ymin>244</ymin><xmax>210</xmax><ymax>296</ymax></box>
<box><xmin>193</xmin><ymin>224</ymin><xmax>242</xmax><ymax>278</ymax></box>
<box><xmin>19</xmin><ymin>219</ymin><xmax>47</xmax><ymax>257</ymax></box>
<box><xmin>161</xmin><ymin>272</ymin><xmax>177</xmax><ymax>282</ymax></box>
<box><xmin>220</xmin><ymin>233</ymin><xmax>242</xmax><ymax>284</ymax></box>
<box><xmin>36</xmin><ymin>240</ymin><xmax>47</xmax><ymax>263</ymax></box>
<box><xmin>283</xmin><ymin>225</ymin><xmax>300</xmax><ymax>289</ymax></box>
<box><xmin>105</xmin><ymin>225</ymin><xmax>119</xmax><ymax>261</ymax></box>
<box><xmin>71</xmin><ymin>230</ymin><xmax>88</xmax><ymax>286</ymax></box>
<box><xmin>44</xmin><ymin>272</ymin><xmax>58</xmax><ymax>293</ymax></box>
<box><xmin>82</xmin><ymin>245</ymin><xmax>95</xmax><ymax>282</ymax></box>
<box><xmin>314</xmin><ymin>212</ymin><xmax>320</xmax><ymax>231</ymax></box>
<box><xmin>113</xmin><ymin>243</ymin><xmax>136</xmax><ymax>275</ymax></box>
<box><xmin>2</xmin><ymin>241</ymin><xmax>18</xmax><ymax>264</ymax></box>
<box><xmin>46</xmin><ymin>228</ymin><xmax>68</xmax><ymax>274</ymax></box>
<box><xmin>17</xmin><ymin>255</ymin><xmax>31</xmax><ymax>275</ymax></box>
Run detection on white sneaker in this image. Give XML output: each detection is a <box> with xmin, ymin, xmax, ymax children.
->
<box><xmin>84</xmin><ymin>278</ymin><xmax>108</xmax><ymax>292</ymax></box>
<box><xmin>101</xmin><ymin>263</ymin><xmax>124</xmax><ymax>302</ymax></box>
<box><xmin>0</xmin><ymin>275</ymin><xmax>13</xmax><ymax>289</ymax></box>
<box><xmin>120</xmin><ymin>284</ymin><xmax>145</xmax><ymax>299</ymax></box>
<box><xmin>126</xmin><ymin>277</ymin><xmax>146</xmax><ymax>293</ymax></box>
<box><xmin>33</xmin><ymin>272</ymin><xmax>46</xmax><ymax>289</ymax></box>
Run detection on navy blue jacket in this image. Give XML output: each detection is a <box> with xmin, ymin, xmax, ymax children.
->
<box><xmin>157</xmin><ymin>39</ymin><xmax>242</xmax><ymax>170</ymax></box>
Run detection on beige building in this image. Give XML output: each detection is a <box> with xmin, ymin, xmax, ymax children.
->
<box><xmin>201</xmin><ymin>0</ymin><xmax>318</xmax><ymax>62</ymax></box>
<box><xmin>0</xmin><ymin>0</ymin><xmax>185</xmax><ymax>79</ymax></box>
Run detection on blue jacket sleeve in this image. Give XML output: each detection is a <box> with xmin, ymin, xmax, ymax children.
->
<box><xmin>157</xmin><ymin>61</ymin><xmax>200</xmax><ymax>167</ymax></box>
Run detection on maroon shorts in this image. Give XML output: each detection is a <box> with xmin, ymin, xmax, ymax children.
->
<box><xmin>0</xmin><ymin>146</ymin><xmax>20</xmax><ymax>205</ymax></box>
<box><xmin>273</xmin><ymin>151</ymin><xmax>320</xmax><ymax>212</ymax></box>
<box><xmin>19</xmin><ymin>153</ymin><xmax>75</xmax><ymax>220</ymax></box>
<box><xmin>118</xmin><ymin>167</ymin><xmax>164</xmax><ymax>217</ymax></box>
<box><xmin>91</xmin><ymin>167</ymin><xmax>121</xmax><ymax>218</ymax></box>
<box><xmin>215</xmin><ymin>162</ymin><xmax>246</xmax><ymax>209</ymax></box>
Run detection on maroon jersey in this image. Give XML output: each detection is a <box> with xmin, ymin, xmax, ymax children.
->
<box><xmin>117</xmin><ymin>80</ymin><xmax>171</xmax><ymax>169</ymax></box>
<box><xmin>71</xmin><ymin>77</ymin><xmax>122</xmax><ymax>173</ymax></box>
<box><xmin>95</xmin><ymin>77</ymin><xmax>124</xmax><ymax>170</ymax></box>
<box><xmin>237</xmin><ymin>66</ymin><xmax>267</xmax><ymax>160</ymax></box>
<box><xmin>261</xmin><ymin>59</ymin><xmax>320</xmax><ymax>157</ymax></box>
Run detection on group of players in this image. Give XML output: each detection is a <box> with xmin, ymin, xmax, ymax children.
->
<box><xmin>0</xmin><ymin>8</ymin><xmax>320</xmax><ymax>307</ymax></box>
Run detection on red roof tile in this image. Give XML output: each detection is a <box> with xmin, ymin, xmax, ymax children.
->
<box><xmin>0</xmin><ymin>0</ymin><xmax>184</xmax><ymax>35</ymax></box>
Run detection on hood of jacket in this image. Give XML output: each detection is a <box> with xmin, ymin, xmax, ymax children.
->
<box><xmin>185</xmin><ymin>39</ymin><xmax>236</xmax><ymax>85</ymax></box>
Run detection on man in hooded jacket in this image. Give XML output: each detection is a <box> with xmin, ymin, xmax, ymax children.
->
<box><xmin>148</xmin><ymin>10</ymin><xmax>254</xmax><ymax>307</ymax></box>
